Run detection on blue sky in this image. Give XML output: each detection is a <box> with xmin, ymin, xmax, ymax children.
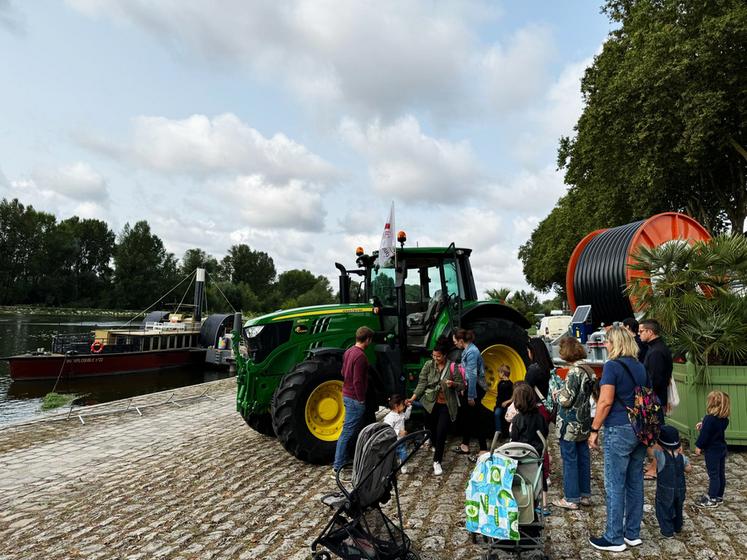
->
<box><xmin>0</xmin><ymin>1</ymin><xmax>612</xmax><ymax>296</ymax></box>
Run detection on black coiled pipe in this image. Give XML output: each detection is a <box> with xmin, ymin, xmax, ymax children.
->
<box><xmin>573</xmin><ymin>220</ymin><xmax>643</xmax><ymax>326</ymax></box>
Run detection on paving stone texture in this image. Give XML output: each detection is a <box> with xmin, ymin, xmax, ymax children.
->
<box><xmin>0</xmin><ymin>378</ymin><xmax>744</xmax><ymax>559</ymax></box>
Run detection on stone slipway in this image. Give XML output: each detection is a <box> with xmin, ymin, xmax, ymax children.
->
<box><xmin>0</xmin><ymin>378</ymin><xmax>744</xmax><ymax>559</ymax></box>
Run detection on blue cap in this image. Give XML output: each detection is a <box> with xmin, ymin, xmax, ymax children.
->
<box><xmin>658</xmin><ymin>425</ymin><xmax>680</xmax><ymax>450</ymax></box>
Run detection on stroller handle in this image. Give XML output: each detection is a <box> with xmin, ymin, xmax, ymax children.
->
<box><xmin>489</xmin><ymin>429</ymin><xmax>547</xmax><ymax>456</ymax></box>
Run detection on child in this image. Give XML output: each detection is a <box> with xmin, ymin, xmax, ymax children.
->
<box><xmin>694</xmin><ymin>390</ymin><xmax>730</xmax><ymax>508</ymax></box>
<box><xmin>510</xmin><ymin>383</ymin><xmax>550</xmax><ymax>515</ymax></box>
<box><xmin>383</xmin><ymin>394</ymin><xmax>412</xmax><ymax>473</ymax></box>
<box><xmin>654</xmin><ymin>426</ymin><xmax>692</xmax><ymax>537</ymax></box>
<box><xmin>494</xmin><ymin>365</ymin><xmax>514</xmax><ymax>438</ymax></box>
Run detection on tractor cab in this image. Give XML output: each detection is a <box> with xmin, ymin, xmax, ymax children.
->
<box><xmin>336</xmin><ymin>243</ymin><xmax>477</xmax><ymax>351</ymax></box>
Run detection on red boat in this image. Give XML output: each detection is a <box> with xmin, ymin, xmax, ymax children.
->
<box><xmin>3</xmin><ymin>269</ymin><xmax>239</xmax><ymax>381</ymax></box>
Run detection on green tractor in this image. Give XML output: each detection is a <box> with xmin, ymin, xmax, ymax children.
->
<box><xmin>235</xmin><ymin>242</ymin><xmax>531</xmax><ymax>464</ymax></box>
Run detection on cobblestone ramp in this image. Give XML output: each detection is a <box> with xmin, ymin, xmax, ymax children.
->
<box><xmin>0</xmin><ymin>378</ymin><xmax>745</xmax><ymax>559</ymax></box>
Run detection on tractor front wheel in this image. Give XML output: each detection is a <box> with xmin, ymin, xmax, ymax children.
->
<box><xmin>271</xmin><ymin>357</ymin><xmax>346</xmax><ymax>464</ymax></box>
<box><xmin>242</xmin><ymin>411</ymin><xmax>275</xmax><ymax>437</ymax></box>
<box><xmin>467</xmin><ymin>318</ymin><xmax>530</xmax><ymax>412</ymax></box>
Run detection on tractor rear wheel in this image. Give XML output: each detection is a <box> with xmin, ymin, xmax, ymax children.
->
<box><xmin>242</xmin><ymin>412</ymin><xmax>275</xmax><ymax>437</ymax></box>
<box><xmin>467</xmin><ymin>318</ymin><xmax>530</xmax><ymax>412</ymax></box>
<box><xmin>271</xmin><ymin>356</ymin><xmax>346</xmax><ymax>464</ymax></box>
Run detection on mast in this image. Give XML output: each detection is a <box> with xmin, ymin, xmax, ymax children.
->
<box><xmin>194</xmin><ymin>268</ymin><xmax>205</xmax><ymax>323</ymax></box>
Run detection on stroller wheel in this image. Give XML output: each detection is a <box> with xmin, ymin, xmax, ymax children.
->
<box><xmin>311</xmin><ymin>552</ymin><xmax>332</xmax><ymax>560</ymax></box>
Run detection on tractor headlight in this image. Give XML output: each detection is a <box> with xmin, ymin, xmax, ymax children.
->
<box><xmin>244</xmin><ymin>325</ymin><xmax>265</xmax><ymax>338</ymax></box>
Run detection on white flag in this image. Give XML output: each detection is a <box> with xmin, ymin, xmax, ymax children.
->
<box><xmin>378</xmin><ymin>202</ymin><xmax>395</xmax><ymax>268</ymax></box>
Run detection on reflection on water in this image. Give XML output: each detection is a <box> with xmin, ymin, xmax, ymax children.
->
<box><xmin>0</xmin><ymin>313</ymin><xmax>231</xmax><ymax>426</ymax></box>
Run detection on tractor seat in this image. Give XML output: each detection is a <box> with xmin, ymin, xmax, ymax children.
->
<box><xmin>407</xmin><ymin>291</ymin><xmax>443</xmax><ymax>335</ymax></box>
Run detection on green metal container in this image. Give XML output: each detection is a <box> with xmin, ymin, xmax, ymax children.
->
<box><xmin>667</xmin><ymin>362</ymin><xmax>747</xmax><ymax>446</ymax></box>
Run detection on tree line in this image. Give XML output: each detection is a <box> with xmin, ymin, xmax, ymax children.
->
<box><xmin>520</xmin><ymin>0</ymin><xmax>747</xmax><ymax>298</ymax></box>
<box><xmin>0</xmin><ymin>198</ymin><xmax>334</xmax><ymax>313</ymax></box>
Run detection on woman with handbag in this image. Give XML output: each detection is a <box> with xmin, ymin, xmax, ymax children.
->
<box><xmin>407</xmin><ymin>337</ymin><xmax>464</xmax><ymax>476</ymax></box>
<box><xmin>553</xmin><ymin>337</ymin><xmax>596</xmax><ymax>510</ymax></box>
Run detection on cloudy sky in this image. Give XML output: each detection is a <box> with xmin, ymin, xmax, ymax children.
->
<box><xmin>0</xmin><ymin>1</ymin><xmax>611</xmax><ymax>297</ymax></box>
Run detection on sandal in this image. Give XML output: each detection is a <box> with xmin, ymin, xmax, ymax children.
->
<box><xmin>552</xmin><ymin>498</ymin><xmax>579</xmax><ymax>510</ymax></box>
<box><xmin>644</xmin><ymin>473</ymin><xmax>657</xmax><ymax>481</ymax></box>
<box><xmin>580</xmin><ymin>497</ymin><xmax>592</xmax><ymax>507</ymax></box>
<box><xmin>452</xmin><ymin>446</ymin><xmax>470</xmax><ymax>455</ymax></box>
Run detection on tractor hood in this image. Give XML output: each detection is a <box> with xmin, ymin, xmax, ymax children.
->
<box><xmin>244</xmin><ymin>303</ymin><xmax>375</xmax><ymax>327</ymax></box>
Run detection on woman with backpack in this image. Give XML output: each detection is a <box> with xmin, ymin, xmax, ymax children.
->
<box><xmin>588</xmin><ymin>325</ymin><xmax>650</xmax><ymax>553</ymax></box>
<box><xmin>406</xmin><ymin>337</ymin><xmax>464</xmax><ymax>476</ymax></box>
<box><xmin>553</xmin><ymin>337</ymin><xmax>596</xmax><ymax>510</ymax></box>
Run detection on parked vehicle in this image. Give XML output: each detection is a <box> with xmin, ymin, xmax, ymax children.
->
<box><xmin>538</xmin><ymin>315</ymin><xmax>572</xmax><ymax>340</ymax></box>
<box><xmin>235</xmin><ymin>240</ymin><xmax>531</xmax><ymax>464</ymax></box>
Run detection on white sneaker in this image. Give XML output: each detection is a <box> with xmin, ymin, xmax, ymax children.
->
<box><xmin>624</xmin><ymin>537</ymin><xmax>642</xmax><ymax>547</ymax></box>
<box><xmin>400</xmin><ymin>465</ymin><xmax>408</xmax><ymax>474</ymax></box>
<box><xmin>433</xmin><ymin>462</ymin><xmax>443</xmax><ymax>476</ymax></box>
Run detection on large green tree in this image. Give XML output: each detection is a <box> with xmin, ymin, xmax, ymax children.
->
<box><xmin>520</xmin><ymin>0</ymin><xmax>747</xmax><ymax>296</ymax></box>
<box><xmin>0</xmin><ymin>199</ymin><xmax>57</xmax><ymax>304</ymax></box>
<box><xmin>180</xmin><ymin>248</ymin><xmax>219</xmax><ymax>278</ymax></box>
<box><xmin>220</xmin><ymin>244</ymin><xmax>276</xmax><ymax>297</ymax></box>
<box><xmin>113</xmin><ymin>221</ymin><xmax>178</xmax><ymax>309</ymax></box>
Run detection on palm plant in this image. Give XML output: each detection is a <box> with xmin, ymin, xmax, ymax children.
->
<box><xmin>627</xmin><ymin>234</ymin><xmax>747</xmax><ymax>383</ymax></box>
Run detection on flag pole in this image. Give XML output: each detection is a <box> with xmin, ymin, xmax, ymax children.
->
<box><xmin>392</xmin><ymin>201</ymin><xmax>397</xmax><ymax>272</ymax></box>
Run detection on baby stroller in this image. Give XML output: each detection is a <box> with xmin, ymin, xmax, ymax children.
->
<box><xmin>468</xmin><ymin>431</ymin><xmax>548</xmax><ymax>560</ymax></box>
<box><xmin>311</xmin><ymin>424</ymin><xmax>430</xmax><ymax>560</ymax></box>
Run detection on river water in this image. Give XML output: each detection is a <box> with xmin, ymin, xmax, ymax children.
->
<box><xmin>0</xmin><ymin>312</ymin><xmax>231</xmax><ymax>426</ymax></box>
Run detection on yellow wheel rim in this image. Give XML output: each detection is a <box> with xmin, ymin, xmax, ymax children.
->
<box><xmin>305</xmin><ymin>380</ymin><xmax>345</xmax><ymax>441</ymax></box>
<box><xmin>480</xmin><ymin>344</ymin><xmax>526</xmax><ymax>412</ymax></box>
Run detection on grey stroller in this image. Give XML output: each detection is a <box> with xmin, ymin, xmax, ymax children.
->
<box><xmin>471</xmin><ymin>431</ymin><xmax>547</xmax><ymax>559</ymax></box>
<box><xmin>311</xmin><ymin>424</ymin><xmax>430</xmax><ymax>559</ymax></box>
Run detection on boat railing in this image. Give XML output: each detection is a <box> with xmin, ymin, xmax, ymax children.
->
<box><xmin>145</xmin><ymin>321</ymin><xmax>190</xmax><ymax>332</ymax></box>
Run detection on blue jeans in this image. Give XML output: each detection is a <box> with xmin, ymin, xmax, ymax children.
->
<box><xmin>559</xmin><ymin>439</ymin><xmax>591</xmax><ymax>503</ymax></box>
<box><xmin>705</xmin><ymin>448</ymin><xmax>727</xmax><ymax>499</ymax></box>
<box><xmin>655</xmin><ymin>485</ymin><xmax>685</xmax><ymax>535</ymax></box>
<box><xmin>333</xmin><ymin>397</ymin><xmax>366</xmax><ymax>471</ymax></box>
<box><xmin>602</xmin><ymin>424</ymin><xmax>647</xmax><ymax>545</ymax></box>
<box><xmin>396</xmin><ymin>442</ymin><xmax>407</xmax><ymax>463</ymax></box>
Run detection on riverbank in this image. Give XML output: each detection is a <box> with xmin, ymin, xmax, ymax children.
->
<box><xmin>0</xmin><ymin>306</ymin><xmax>137</xmax><ymax>318</ymax></box>
<box><xmin>0</xmin><ymin>379</ymin><xmax>744</xmax><ymax>559</ymax></box>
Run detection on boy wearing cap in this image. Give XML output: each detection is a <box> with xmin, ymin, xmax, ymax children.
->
<box><xmin>654</xmin><ymin>426</ymin><xmax>692</xmax><ymax>538</ymax></box>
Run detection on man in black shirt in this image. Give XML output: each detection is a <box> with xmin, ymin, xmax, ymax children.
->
<box><xmin>623</xmin><ymin>317</ymin><xmax>647</xmax><ymax>363</ymax></box>
<box><xmin>639</xmin><ymin>318</ymin><xmax>673</xmax><ymax>479</ymax></box>
<box><xmin>640</xmin><ymin>319</ymin><xmax>673</xmax><ymax>410</ymax></box>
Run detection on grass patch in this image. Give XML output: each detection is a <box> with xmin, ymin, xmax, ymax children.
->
<box><xmin>41</xmin><ymin>392</ymin><xmax>78</xmax><ymax>410</ymax></box>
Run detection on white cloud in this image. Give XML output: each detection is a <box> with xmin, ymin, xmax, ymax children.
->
<box><xmin>483</xmin><ymin>166</ymin><xmax>568</xmax><ymax>215</ymax></box>
<box><xmin>32</xmin><ymin>162</ymin><xmax>109</xmax><ymax>202</ymax></box>
<box><xmin>4</xmin><ymin>176</ymin><xmax>108</xmax><ymax>220</ymax></box>
<box><xmin>214</xmin><ymin>175</ymin><xmax>326</xmax><ymax>232</ymax></box>
<box><xmin>340</xmin><ymin>116</ymin><xmax>483</xmax><ymax>200</ymax></box>
<box><xmin>512</xmin><ymin>57</ymin><xmax>590</xmax><ymax>167</ymax></box>
<box><xmin>65</xmin><ymin>1</ymin><xmax>558</xmax><ymax>120</ymax></box>
<box><xmin>81</xmin><ymin>113</ymin><xmax>339</xmax><ymax>184</ymax></box>
<box><xmin>481</xmin><ymin>25</ymin><xmax>555</xmax><ymax>113</ymax></box>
